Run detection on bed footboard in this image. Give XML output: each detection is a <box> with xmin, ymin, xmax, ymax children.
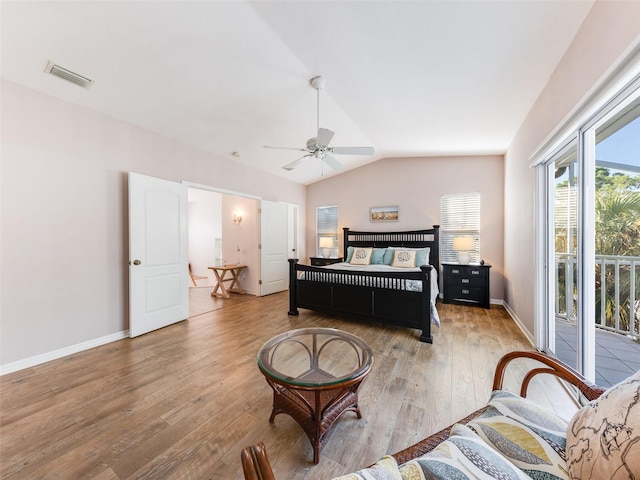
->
<box><xmin>288</xmin><ymin>259</ymin><xmax>433</xmax><ymax>342</ymax></box>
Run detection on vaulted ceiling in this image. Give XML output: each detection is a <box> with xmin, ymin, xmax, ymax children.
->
<box><xmin>1</xmin><ymin>1</ymin><xmax>594</xmax><ymax>185</ymax></box>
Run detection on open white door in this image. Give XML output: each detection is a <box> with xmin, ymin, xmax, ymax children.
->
<box><xmin>259</xmin><ymin>200</ymin><xmax>289</xmax><ymax>296</ymax></box>
<box><xmin>129</xmin><ymin>173</ymin><xmax>188</xmax><ymax>337</ymax></box>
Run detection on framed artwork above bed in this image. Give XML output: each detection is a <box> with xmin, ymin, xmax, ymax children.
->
<box><xmin>369</xmin><ymin>206</ymin><xmax>398</xmax><ymax>222</ymax></box>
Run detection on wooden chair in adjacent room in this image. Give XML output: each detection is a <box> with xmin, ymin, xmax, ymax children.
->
<box><xmin>188</xmin><ymin>263</ymin><xmax>208</xmax><ymax>286</ymax></box>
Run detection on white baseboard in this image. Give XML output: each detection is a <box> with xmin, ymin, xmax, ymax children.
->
<box><xmin>0</xmin><ymin>330</ymin><xmax>129</xmax><ymax>376</ymax></box>
<box><xmin>502</xmin><ymin>301</ymin><xmax>535</xmax><ymax>347</ymax></box>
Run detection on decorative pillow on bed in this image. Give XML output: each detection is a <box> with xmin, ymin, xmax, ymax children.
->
<box><xmin>384</xmin><ymin>247</ymin><xmax>430</xmax><ymax>266</ymax></box>
<box><xmin>391</xmin><ymin>249</ymin><xmax>416</xmax><ymax>268</ymax></box>
<box><xmin>566</xmin><ymin>369</ymin><xmax>640</xmax><ymax>480</ymax></box>
<box><xmin>371</xmin><ymin>248</ymin><xmax>387</xmax><ymax>265</ymax></box>
<box><xmin>350</xmin><ymin>247</ymin><xmax>373</xmax><ymax>265</ymax></box>
<box><xmin>398</xmin><ymin>423</ymin><xmax>531</xmax><ymax>480</ymax></box>
<box><xmin>415</xmin><ymin>247</ymin><xmax>430</xmax><ymax>267</ymax></box>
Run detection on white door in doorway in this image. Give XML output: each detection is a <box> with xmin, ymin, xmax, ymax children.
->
<box><xmin>129</xmin><ymin>173</ymin><xmax>188</xmax><ymax>337</ymax></box>
<box><xmin>260</xmin><ymin>200</ymin><xmax>289</xmax><ymax>296</ymax></box>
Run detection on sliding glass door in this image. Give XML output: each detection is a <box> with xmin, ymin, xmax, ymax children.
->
<box><xmin>541</xmin><ymin>81</ymin><xmax>640</xmax><ymax>387</ymax></box>
<box><xmin>548</xmin><ymin>141</ymin><xmax>580</xmax><ymax>370</ymax></box>
<box><xmin>592</xmin><ymin>96</ymin><xmax>640</xmax><ymax>386</ymax></box>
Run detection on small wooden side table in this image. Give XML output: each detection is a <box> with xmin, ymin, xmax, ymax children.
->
<box><xmin>208</xmin><ymin>264</ymin><xmax>247</xmax><ymax>298</ymax></box>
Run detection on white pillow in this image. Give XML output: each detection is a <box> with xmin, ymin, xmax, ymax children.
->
<box><xmin>349</xmin><ymin>247</ymin><xmax>373</xmax><ymax>265</ymax></box>
<box><xmin>391</xmin><ymin>249</ymin><xmax>416</xmax><ymax>268</ymax></box>
<box><xmin>386</xmin><ymin>247</ymin><xmax>430</xmax><ymax>266</ymax></box>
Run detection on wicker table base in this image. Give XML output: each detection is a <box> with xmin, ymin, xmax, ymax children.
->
<box><xmin>265</xmin><ymin>377</ymin><xmax>364</xmax><ymax>464</ymax></box>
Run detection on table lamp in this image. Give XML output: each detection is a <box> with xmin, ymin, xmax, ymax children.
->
<box><xmin>319</xmin><ymin>237</ymin><xmax>333</xmax><ymax>258</ymax></box>
<box><xmin>453</xmin><ymin>236</ymin><xmax>474</xmax><ymax>265</ymax></box>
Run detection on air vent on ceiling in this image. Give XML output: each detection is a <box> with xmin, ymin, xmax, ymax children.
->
<box><xmin>44</xmin><ymin>61</ymin><xmax>94</xmax><ymax>89</ymax></box>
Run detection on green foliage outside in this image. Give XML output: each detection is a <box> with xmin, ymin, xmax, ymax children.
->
<box><xmin>556</xmin><ymin>167</ymin><xmax>640</xmax><ymax>336</ymax></box>
<box><xmin>593</xmin><ymin>168</ymin><xmax>640</xmax><ymax>335</ymax></box>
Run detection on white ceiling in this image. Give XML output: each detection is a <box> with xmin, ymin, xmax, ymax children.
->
<box><xmin>1</xmin><ymin>1</ymin><xmax>594</xmax><ymax>185</ymax></box>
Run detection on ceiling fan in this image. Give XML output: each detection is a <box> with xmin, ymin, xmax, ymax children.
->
<box><xmin>264</xmin><ymin>76</ymin><xmax>375</xmax><ymax>172</ymax></box>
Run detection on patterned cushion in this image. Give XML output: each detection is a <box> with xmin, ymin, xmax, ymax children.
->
<box><xmin>333</xmin><ymin>455</ymin><xmax>402</xmax><ymax>480</ymax></box>
<box><xmin>487</xmin><ymin>390</ymin><xmax>570</xmax><ymax>432</ymax></box>
<box><xmin>383</xmin><ymin>247</ymin><xmax>430</xmax><ymax>266</ymax></box>
<box><xmin>350</xmin><ymin>247</ymin><xmax>373</xmax><ymax>265</ymax></box>
<box><xmin>391</xmin><ymin>250</ymin><xmax>416</xmax><ymax>268</ymax></box>
<box><xmin>398</xmin><ymin>423</ymin><xmax>531</xmax><ymax>479</ymax></box>
<box><xmin>566</xmin><ymin>369</ymin><xmax>640</xmax><ymax>479</ymax></box>
<box><xmin>466</xmin><ymin>390</ymin><xmax>570</xmax><ymax>479</ymax></box>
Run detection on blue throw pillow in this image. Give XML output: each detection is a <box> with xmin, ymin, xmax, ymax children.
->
<box><xmin>346</xmin><ymin>246</ymin><xmax>355</xmax><ymax>262</ymax></box>
<box><xmin>371</xmin><ymin>248</ymin><xmax>386</xmax><ymax>264</ymax></box>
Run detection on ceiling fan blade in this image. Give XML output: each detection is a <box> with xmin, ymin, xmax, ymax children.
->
<box><xmin>316</xmin><ymin>128</ymin><xmax>334</xmax><ymax>147</ymax></box>
<box><xmin>322</xmin><ymin>154</ymin><xmax>343</xmax><ymax>171</ymax></box>
<box><xmin>282</xmin><ymin>154</ymin><xmax>311</xmax><ymax>171</ymax></box>
<box><xmin>330</xmin><ymin>146</ymin><xmax>375</xmax><ymax>155</ymax></box>
<box><xmin>264</xmin><ymin>145</ymin><xmax>308</xmax><ymax>152</ymax></box>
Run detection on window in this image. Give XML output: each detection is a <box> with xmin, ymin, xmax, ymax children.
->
<box><xmin>316</xmin><ymin>205</ymin><xmax>338</xmax><ymax>258</ymax></box>
<box><xmin>441</xmin><ymin>193</ymin><xmax>481</xmax><ymax>263</ymax></box>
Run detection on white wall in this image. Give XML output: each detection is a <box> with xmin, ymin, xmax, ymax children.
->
<box><xmin>188</xmin><ymin>188</ymin><xmax>222</xmax><ymax>287</ymax></box>
<box><xmin>0</xmin><ymin>80</ymin><xmax>306</xmax><ymax>369</ymax></box>
<box><xmin>221</xmin><ymin>194</ymin><xmax>259</xmax><ymax>295</ymax></box>
<box><xmin>306</xmin><ymin>155</ymin><xmax>505</xmax><ymax>301</ymax></box>
<box><xmin>504</xmin><ymin>1</ymin><xmax>640</xmax><ymax>336</ymax></box>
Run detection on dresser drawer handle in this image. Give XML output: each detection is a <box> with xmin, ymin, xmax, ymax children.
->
<box><xmin>452</xmin><ymin>269</ymin><xmax>460</xmax><ymax>274</ymax></box>
<box><xmin>462</xmin><ymin>279</ymin><xmax>470</xmax><ymax>284</ymax></box>
<box><xmin>471</xmin><ymin>270</ymin><xmax>480</xmax><ymax>275</ymax></box>
<box><xmin>462</xmin><ymin>289</ymin><xmax>470</xmax><ymax>295</ymax></box>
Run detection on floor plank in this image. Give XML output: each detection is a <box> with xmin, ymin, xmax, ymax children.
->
<box><xmin>1</xmin><ymin>293</ymin><xmax>574</xmax><ymax>479</ymax></box>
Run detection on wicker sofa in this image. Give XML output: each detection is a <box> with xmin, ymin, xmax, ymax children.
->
<box><xmin>242</xmin><ymin>350</ymin><xmax>640</xmax><ymax>479</ymax></box>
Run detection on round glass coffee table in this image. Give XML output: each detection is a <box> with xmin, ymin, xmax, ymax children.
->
<box><xmin>257</xmin><ymin>327</ymin><xmax>373</xmax><ymax>464</ymax></box>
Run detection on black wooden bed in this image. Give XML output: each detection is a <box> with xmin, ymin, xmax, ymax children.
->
<box><xmin>288</xmin><ymin>226</ymin><xmax>440</xmax><ymax>343</ymax></box>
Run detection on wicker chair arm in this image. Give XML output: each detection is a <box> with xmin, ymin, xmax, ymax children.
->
<box><xmin>241</xmin><ymin>442</ymin><xmax>276</xmax><ymax>480</ymax></box>
<box><xmin>492</xmin><ymin>350</ymin><xmax>605</xmax><ymax>401</ymax></box>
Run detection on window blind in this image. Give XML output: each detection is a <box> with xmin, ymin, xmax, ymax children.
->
<box><xmin>441</xmin><ymin>192</ymin><xmax>481</xmax><ymax>263</ymax></box>
<box><xmin>316</xmin><ymin>205</ymin><xmax>339</xmax><ymax>257</ymax></box>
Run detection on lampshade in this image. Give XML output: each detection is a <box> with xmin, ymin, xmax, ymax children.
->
<box><xmin>452</xmin><ymin>236</ymin><xmax>474</xmax><ymax>251</ymax></box>
<box><xmin>453</xmin><ymin>236</ymin><xmax>474</xmax><ymax>265</ymax></box>
<box><xmin>319</xmin><ymin>237</ymin><xmax>333</xmax><ymax>248</ymax></box>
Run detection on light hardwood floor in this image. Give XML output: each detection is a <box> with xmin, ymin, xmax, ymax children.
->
<box><xmin>0</xmin><ymin>291</ymin><xmax>576</xmax><ymax>480</ymax></box>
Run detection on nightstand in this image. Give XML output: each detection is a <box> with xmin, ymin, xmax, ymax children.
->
<box><xmin>310</xmin><ymin>257</ymin><xmax>343</xmax><ymax>266</ymax></box>
<box><xmin>442</xmin><ymin>263</ymin><xmax>491</xmax><ymax>309</ymax></box>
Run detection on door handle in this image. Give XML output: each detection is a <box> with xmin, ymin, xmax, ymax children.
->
<box><xmin>131</xmin><ymin>259</ymin><xmax>141</xmax><ymax>265</ymax></box>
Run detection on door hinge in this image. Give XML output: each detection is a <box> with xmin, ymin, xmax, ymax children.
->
<box><xmin>258</xmin><ymin>244</ymin><xmax>262</xmax><ymax>249</ymax></box>
<box><xmin>259</xmin><ymin>280</ymin><xmax>262</xmax><ymax>285</ymax></box>
<box><xmin>258</xmin><ymin>208</ymin><xmax>262</xmax><ymax>214</ymax></box>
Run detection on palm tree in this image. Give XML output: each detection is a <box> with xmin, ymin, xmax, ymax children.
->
<box><xmin>595</xmin><ymin>189</ymin><xmax>640</xmax><ymax>335</ymax></box>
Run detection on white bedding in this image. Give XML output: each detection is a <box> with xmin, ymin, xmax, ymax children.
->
<box><xmin>300</xmin><ymin>262</ymin><xmax>440</xmax><ymax>327</ymax></box>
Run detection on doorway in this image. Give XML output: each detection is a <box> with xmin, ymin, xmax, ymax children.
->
<box><xmin>186</xmin><ymin>185</ymin><xmax>298</xmax><ymax>316</ymax></box>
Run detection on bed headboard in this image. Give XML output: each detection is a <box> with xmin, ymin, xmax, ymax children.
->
<box><xmin>343</xmin><ymin>225</ymin><xmax>440</xmax><ymax>273</ymax></box>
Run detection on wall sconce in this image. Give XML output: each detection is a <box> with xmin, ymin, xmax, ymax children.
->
<box><xmin>452</xmin><ymin>236</ymin><xmax>474</xmax><ymax>265</ymax></box>
<box><xmin>233</xmin><ymin>212</ymin><xmax>242</xmax><ymax>225</ymax></box>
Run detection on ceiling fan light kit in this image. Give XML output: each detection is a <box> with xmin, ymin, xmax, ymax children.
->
<box><xmin>264</xmin><ymin>75</ymin><xmax>374</xmax><ymax>173</ymax></box>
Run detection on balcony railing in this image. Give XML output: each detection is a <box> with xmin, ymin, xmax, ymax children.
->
<box><xmin>555</xmin><ymin>253</ymin><xmax>640</xmax><ymax>338</ymax></box>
